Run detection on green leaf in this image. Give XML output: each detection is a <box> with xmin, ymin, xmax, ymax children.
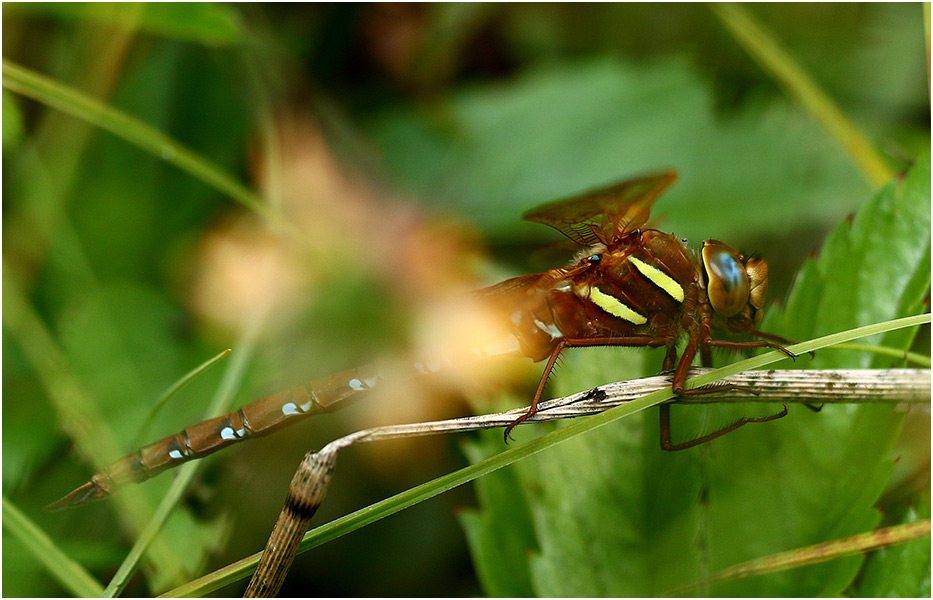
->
<box><xmin>369</xmin><ymin>59</ymin><xmax>870</xmax><ymax>247</ymax></box>
<box><xmin>769</xmin><ymin>151</ymin><xmax>932</xmax><ymax>363</ymax></box>
<box><xmin>458</xmin><ymin>433</ymin><xmax>536</xmax><ymax>597</ymax></box>
<box><xmin>461</xmin><ymin>154</ymin><xmax>930</xmax><ymax>595</ymax></box>
<box><xmin>5</xmin><ymin>2</ymin><xmax>242</xmax><ymax>45</ymax></box>
<box><xmin>853</xmin><ymin>491</ymin><xmax>932</xmax><ymax>597</ymax></box>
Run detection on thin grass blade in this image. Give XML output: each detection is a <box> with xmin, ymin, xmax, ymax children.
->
<box><xmin>133</xmin><ymin>348</ymin><xmax>232</xmax><ymax>447</ymax></box>
<box><xmin>664</xmin><ymin>519</ymin><xmax>932</xmax><ymax>595</ymax></box>
<box><xmin>711</xmin><ymin>3</ymin><xmax>893</xmax><ymax>187</ymax></box>
<box><xmin>104</xmin><ymin>320</ymin><xmax>262</xmax><ymax>597</ymax></box>
<box><xmin>1</xmin><ymin>59</ymin><xmax>270</xmax><ymax>220</ymax></box>
<box><xmin>3</xmin><ymin>496</ymin><xmax>105</xmax><ymax>598</ymax></box>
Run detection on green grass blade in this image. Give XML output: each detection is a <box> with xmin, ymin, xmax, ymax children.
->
<box><xmin>665</xmin><ymin>519</ymin><xmax>931</xmax><ymax>595</ymax></box>
<box><xmin>2</xmin><ymin>262</ymin><xmax>189</xmax><ymax>582</ymax></box>
<box><xmin>828</xmin><ymin>343</ymin><xmax>931</xmax><ymax>368</ymax></box>
<box><xmin>711</xmin><ymin>3</ymin><xmax>894</xmax><ymax>187</ymax></box>
<box><xmin>4</xmin><ymin>3</ymin><xmax>243</xmax><ymax>45</ymax></box>
<box><xmin>684</xmin><ymin>314</ymin><xmax>930</xmax><ymax>389</ymax></box>
<box><xmin>161</xmin><ymin>314</ymin><xmax>930</xmax><ymax>597</ymax></box>
<box><xmin>104</xmin><ymin>321</ymin><xmax>261</xmax><ymax>597</ymax></box>
<box><xmin>1</xmin><ymin>59</ymin><xmax>270</xmax><ymax>220</ymax></box>
<box><xmin>133</xmin><ymin>348</ymin><xmax>232</xmax><ymax>448</ymax></box>
<box><xmin>3</xmin><ymin>496</ymin><xmax>105</xmax><ymax>598</ymax></box>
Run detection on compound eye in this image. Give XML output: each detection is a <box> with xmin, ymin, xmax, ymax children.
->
<box><xmin>702</xmin><ymin>240</ymin><xmax>749</xmax><ymax>317</ymax></box>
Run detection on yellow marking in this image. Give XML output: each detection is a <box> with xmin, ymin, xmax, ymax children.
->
<box><xmin>587</xmin><ymin>286</ymin><xmax>647</xmax><ymax>325</ymax></box>
<box><xmin>628</xmin><ymin>256</ymin><xmax>684</xmax><ymax>302</ymax></box>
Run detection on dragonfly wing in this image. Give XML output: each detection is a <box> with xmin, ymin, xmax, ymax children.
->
<box><xmin>523</xmin><ymin>170</ymin><xmax>678</xmax><ymax>245</ymax></box>
<box><xmin>476</xmin><ymin>262</ymin><xmax>591</xmax><ymax>308</ymax></box>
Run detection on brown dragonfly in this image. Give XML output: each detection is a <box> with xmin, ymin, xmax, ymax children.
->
<box><xmin>51</xmin><ymin>170</ymin><xmax>795</xmax><ymax>510</ymax></box>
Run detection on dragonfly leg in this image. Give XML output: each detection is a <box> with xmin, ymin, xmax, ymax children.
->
<box><xmin>504</xmin><ymin>341</ymin><xmax>565</xmax><ymax>441</ymax></box>
<box><xmin>663</xmin><ymin>343</ymin><xmax>678</xmax><ymax>371</ymax></box>
<box><xmin>705</xmin><ymin>338</ymin><xmax>798</xmax><ymax>360</ymax></box>
<box><xmin>659</xmin><ymin>330</ymin><xmax>788</xmax><ymax>451</ymax></box>
<box><xmin>751</xmin><ymin>329</ymin><xmax>816</xmax><ymax>360</ymax></box>
<box><xmin>699</xmin><ymin>343</ymin><xmax>713</xmax><ymax>370</ymax></box>
<box><xmin>504</xmin><ymin>335</ymin><xmax>670</xmax><ymax>442</ymax></box>
<box><xmin>659</xmin><ymin>403</ymin><xmax>788</xmax><ymax>451</ymax></box>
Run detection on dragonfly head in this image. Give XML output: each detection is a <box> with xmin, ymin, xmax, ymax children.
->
<box><xmin>701</xmin><ymin>239</ymin><xmax>768</xmax><ymax>332</ymax></box>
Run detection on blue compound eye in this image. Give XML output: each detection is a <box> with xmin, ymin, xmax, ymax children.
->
<box><xmin>702</xmin><ymin>241</ymin><xmax>749</xmax><ymax>317</ymax></box>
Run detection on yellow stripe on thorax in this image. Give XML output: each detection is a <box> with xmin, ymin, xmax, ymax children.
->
<box><xmin>586</xmin><ymin>286</ymin><xmax>647</xmax><ymax>325</ymax></box>
<box><xmin>628</xmin><ymin>256</ymin><xmax>684</xmax><ymax>302</ymax></box>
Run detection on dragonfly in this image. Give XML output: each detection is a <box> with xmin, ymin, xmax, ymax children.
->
<box><xmin>50</xmin><ymin>169</ymin><xmax>796</xmax><ymax>510</ymax></box>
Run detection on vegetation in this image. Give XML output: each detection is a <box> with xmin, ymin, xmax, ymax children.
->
<box><xmin>3</xmin><ymin>4</ymin><xmax>929</xmax><ymax>597</ymax></box>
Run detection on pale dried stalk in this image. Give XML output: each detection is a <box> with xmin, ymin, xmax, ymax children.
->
<box><xmin>244</xmin><ymin>368</ymin><xmax>930</xmax><ymax>597</ymax></box>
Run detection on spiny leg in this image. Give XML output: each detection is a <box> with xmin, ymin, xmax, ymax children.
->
<box><xmin>659</xmin><ymin>332</ymin><xmax>788</xmax><ymax>451</ymax></box>
<box><xmin>713</xmin><ymin>333</ymin><xmax>822</xmax><ymax>411</ymax></box>
<box><xmin>503</xmin><ymin>341</ymin><xmax>565</xmax><ymax>441</ymax></box>
<box><xmin>504</xmin><ymin>335</ymin><xmax>670</xmax><ymax>442</ymax></box>
<box><xmin>750</xmin><ymin>328</ymin><xmax>815</xmax><ymax>359</ymax></box>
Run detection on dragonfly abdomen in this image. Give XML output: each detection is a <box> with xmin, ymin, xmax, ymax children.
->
<box><xmin>48</xmin><ymin>364</ymin><xmax>382</xmax><ymax>509</ymax></box>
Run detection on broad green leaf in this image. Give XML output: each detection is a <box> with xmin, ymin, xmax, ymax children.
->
<box><xmin>693</xmin><ymin>150</ymin><xmax>931</xmax><ymax>597</ymax></box>
<box><xmin>369</xmin><ymin>58</ymin><xmax>869</xmax><ymax>248</ymax></box>
<box><xmin>768</xmin><ymin>151</ymin><xmax>932</xmax><ymax>364</ymax></box>
<box><xmin>461</xmin><ymin>154</ymin><xmax>930</xmax><ymax>596</ymax></box>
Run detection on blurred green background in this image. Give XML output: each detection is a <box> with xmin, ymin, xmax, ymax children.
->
<box><xmin>2</xmin><ymin>3</ymin><xmax>929</xmax><ymax>597</ymax></box>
